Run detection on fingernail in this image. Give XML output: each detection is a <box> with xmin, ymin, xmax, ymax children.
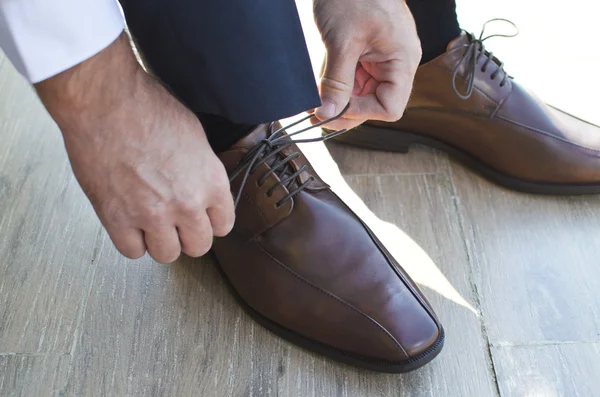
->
<box><xmin>317</xmin><ymin>101</ymin><xmax>336</xmax><ymax>119</ymax></box>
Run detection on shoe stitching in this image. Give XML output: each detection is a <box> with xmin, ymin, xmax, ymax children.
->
<box><xmin>242</xmin><ymin>191</ymin><xmax>269</xmax><ymax>224</ymax></box>
<box><xmin>250</xmin><ymin>240</ymin><xmax>410</xmax><ymax>359</ymax></box>
<box><xmin>432</xmin><ymin>63</ymin><xmax>505</xmax><ymax>106</ymax></box>
<box><xmin>332</xmin><ymin>193</ymin><xmax>442</xmax><ymax>328</ymax></box>
<box><xmin>549</xmin><ymin>105</ymin><xmax>600</xmax><ymax>128</ymax></box>
<box><xmin>496</xmin><ymin>115</ymin><xmax>600</xmax><ymax>157</ymax></box>
<box><xmin>237</xmin><ymin>190</ymin><xmax>274</xmax><ymax>240</ymax></box>
<box><xmin>404</xmin><ymin>105</ymin><xmax>495</xmax><ymax>120</ymax></box>
<box><xmin>400</xmin><ymin>106</ymin><xmax>600</xmax><ymax>157</ymax></box>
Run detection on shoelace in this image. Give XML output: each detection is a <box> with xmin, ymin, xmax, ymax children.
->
<box><xmin>228</xmin><ymin>104</ymin><xmax>350</xmax><ymax>209</ymax></box>
<box><xmin>452</xmin><ymin>18</ymin><xmax>519</xmax><ymax>100</ymax></box>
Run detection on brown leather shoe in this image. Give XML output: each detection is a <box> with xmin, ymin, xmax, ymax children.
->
<box><xmin>329</xmin><ymin>28</ymin><xmax>600</xmax><ymax>195</ymax></box>
<box><xmin>212</xmin><ymin>119</ymin><xmax>444</xmax><ymax>373</ymax></box>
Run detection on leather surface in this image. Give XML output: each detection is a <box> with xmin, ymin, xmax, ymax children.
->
<box><xmin>368</xmin><ymin>32</ymin><xmax>600</xmax><ymax>184</ymax></box>
<box><xmin>213</xmin><ymin>125</ymin><xmax>441</xmax><ymax>361</ymax></box>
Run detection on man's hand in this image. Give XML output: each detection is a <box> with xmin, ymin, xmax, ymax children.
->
<box><xmin>35</xmin><ymin>33</ymin><xmax>235</xmax><ymax>264</ymax></box>
<box><xmin>313</xmin><ymin>0</ymin><xmax>421</xmax><ymax>130</ymax></box>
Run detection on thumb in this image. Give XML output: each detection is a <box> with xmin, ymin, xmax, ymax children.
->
<box><xmin>316</xmin><ymin>47</ymin><xmax>359</xmax><ymax>120</ymax></box>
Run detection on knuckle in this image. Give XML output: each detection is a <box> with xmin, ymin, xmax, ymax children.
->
<box><xmin>186</xmin><ymin>215</ymin><xmax>207</xmax><ymax>230</ymax></box>
<box><xmin>101</xmin><ymin>204</ymin><xmax>129</xmax><ymax>227</ymax></box>
<box><xmin>184</xmin><ymin>233</ymin><xmax>213</xmax><ymax>257</ymax></box>
<box><xmin>146</xmin><ymin>237</ymin><xmax>180</xmax><ymax>264</ymax></box>
<box><xmin>177</xmin><ymin>195</ymin><xmax>205</xmax><ymax>216</ymax></box>
<box><xmin>184</xmin><ymin>208</ymin><xmax>209</xmax><ymax>226</ymax></box>
<box><xmin>208</xmin><ymin>160</ymin><xmax>228</xmax><ymax>181</ymax></box>
<box><xmin>383</xmin><ymin>105</ymin><xmax>405</xmax><ymax>122</ymax></box>
<box><xmin>407</xmin><ymin>42</ymin><xmax>423</xmax><ymax>68</ymax></box>
<box><xmin>198</xmin><ymin>236</ymin><xmax>214</xmax><ymax>254</ymax></box>
<box><xmin>206</xmin><ymin>166</ymin><xmax>232</xmax><ymax>198</ymax></box>
<box><xmin>107</xmin><ymin>230</ymin><xmax>146</xmax><ymax>260</ymax></box>
<box><xmin>213</xmin><ymin>215</ymin><xmax>235</xmax><ymax>237</ymax></box>
<box><xmin>389</xmin><ymin>110</ymin><xmax>405</xmax><ymax>122</ymax></box>
<box><xmin>139</xmin><ymin>205</ymin><xmax>168</xmax><ymax>225</ymax></box>
<box><xmin>320</xmin><ymin>76</ymin><xmax>353</xmax><ymax>96</ymax></box>
<box><xmin>184</xmin><ymin>242</ymin><xmax>211</xmax><ymax>258</ymax></box>
<box><xmin>118</xmin><ymin>245</ymin><xmax>146</xmax><ymax>260</ymax></box>
<box><xmin>414</xmin><ymin>45</ymin><xmax>423</xmax><ymax>62</ymax></box>
<box><xmin>150</xmin><ymin>249</ymin><xmax>181</xmax><ymax>264</ymax></box>
<box><xmin>183</xmin><ymin>249</ymin><xmax>201</xmax><ymax>258</ymax></box>
<box><xmin>212</xmin><ymin>182</ymin><xmax>232</xmax><ymax>202</ymax></box>
<box><xmin>213</xmin><ymin>187</ymin><xmax>234</xmax><ymax>207</ymax></box>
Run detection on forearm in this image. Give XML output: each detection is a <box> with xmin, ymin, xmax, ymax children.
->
<box><xmin>0</xmin><ymin>0</ymin><xmax>124</xmax><ymax>83</ymax></box>
<box><xmin>35</xmin><ymin>33</ymin><xmax>142</xmax><ymax>128</ymax></box>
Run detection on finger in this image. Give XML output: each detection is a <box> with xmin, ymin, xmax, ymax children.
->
<box><xmin>349</xmin><ymin>60</ymin><xmax>415</xmax><ymax>121</ymax></box>
<box><xmin>316</xmin><ymin>44</ymin><xmax>361</xmax><ymax>121</ymax></box>
<box><xmin>311</xmin><ymin>115</ymin><xmax>366</xmax><ymax>131</ymax></box>
<box><xmin>105</xmin><ymin>225</ymin><xmax>146</xmax><ymax>259</ymax></box>
<box><xmin>351</xmin><ymin>89</ymin><xmax>409</xmax><ymax>122</ymax></box>
<box><xmin>206</xmin><ymin>193</ymin><xmax>236</xmax><ymax>237</ymax></box>
<box><xmin>144</xmin><ymin>226</ymin><xmax>182</xmax><ymax>264</ymax></box>
<box><xmin>177</xmin><ymin>213</ymin><xmax>214</xmax><ymax>258</ymax></box>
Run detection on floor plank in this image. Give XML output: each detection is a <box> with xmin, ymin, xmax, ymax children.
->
<box><xmin>68</xmin><ymin>170</ymin><xmax>498</xmax><ymax>396</ymax></box>
<box><xmin>0</xmin><ymin>354</ymin><xmax>70</xmax><ymax>397</ymax></box>
<box><xmin>0</xmin><ymin>61</ymin><xmax>100</xmax><ymax>353</ymax></box>
<box><xmin>451</xmin><ymin>164</ymin><xmax>600</xmax><ymax>344</ymax></box>
<box><xmin>68</xmin><ymin>235</ymin><xmax>331</xmax><ymax>397</ymax></box>
<box><xmin>325</xmin><ymin>141</ymin><xmax>446</xmax><ymax>176</ymax></box>
<box><xmin>341</xmin><ymin>173</ymin><xmax>498</xmax><ymax>397</ymax></box>
<box><xmin>492</xmin><ymin>343</ymin><xmax>600</xmax><ymax>397</ymax></box>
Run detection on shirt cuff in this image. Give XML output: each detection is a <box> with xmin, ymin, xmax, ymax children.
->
<box><xmin>0</xmin><ymin>0</ymin><xmax>125</xmax><ymax>83</ymax></box>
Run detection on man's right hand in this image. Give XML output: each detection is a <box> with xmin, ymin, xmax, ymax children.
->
<box><xmin>35</xmin><ymin>33</ymin><xmax>235</xmax><ymax>264</ymax></box>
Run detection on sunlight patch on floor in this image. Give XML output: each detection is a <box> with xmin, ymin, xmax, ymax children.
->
<box><xmin>279</xmin><ymin>114</ymin><xmax>477</xmax><ymax>314</ymax></box>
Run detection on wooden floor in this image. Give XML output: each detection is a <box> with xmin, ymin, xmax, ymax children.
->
<box><xmin>2</xmin><ymin>15</ymin><xmax>600</xmax><ymax>397</ymax></box>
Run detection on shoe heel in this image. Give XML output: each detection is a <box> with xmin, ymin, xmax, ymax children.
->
<box><xmin>325</xmin><ymin>124</ymin><xmax>415</xmax><ymax>154</ymax></box>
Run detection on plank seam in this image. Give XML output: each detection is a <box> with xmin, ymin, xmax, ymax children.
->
<box><xmin>492</xmin><ymin>340</ymin><xmax>600</xmax><ymax>348</ymax></box>
<box><xmin>447</xmin><ymin>165</ymin><xmax>503</xmax><ymax>397</ymax></box>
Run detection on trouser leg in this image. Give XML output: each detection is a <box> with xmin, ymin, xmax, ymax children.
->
<box><xmin>405</xmin><ymin>0</ymin><xmax>461</xmax><ymax>64</ymax></box>
<box><xmin>119</xmin><ymin>0</ymin><xmax>320</xmax><ymax>151</ymax></box>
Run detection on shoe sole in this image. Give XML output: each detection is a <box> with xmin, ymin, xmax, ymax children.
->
<box><xmin>210</xmin><ymin>253</ymin><xmax>445</xmax><ymax>373</ymax></box>
<box><xmin>326</xmin><ymin>125</ymin><xmax>600</xmax><ymax>195</ymax></box>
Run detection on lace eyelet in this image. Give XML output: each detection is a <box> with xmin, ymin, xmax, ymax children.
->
<box><xmin>275</xmin><ymin>202</ymin><xmax>282</xmax><ymax>209</ymax></box>
<box><xmin>230</xmin><ymin>103</ymin><xmax>351</xmax><ymax>211</ymax></box>
<box><xmin>481</xmin><ymin>67</ymin><xmax>487</xmax><ymax>73</ymax></box>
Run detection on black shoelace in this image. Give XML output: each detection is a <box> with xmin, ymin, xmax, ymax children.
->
<box><xmin>228</xmin><ymin>104</ymin><xmax>350</xmax><ymax>209</ymax></box>
<box><xmin>452</xmin><ymin>18</ymin><xmax>519</xmax><ymax>100</ymax></box>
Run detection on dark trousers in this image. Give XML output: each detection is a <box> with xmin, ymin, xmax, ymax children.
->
<box><xmin>120</xmin><ymin>0</ymin><xmax>460</xmax><ymax>152</ymax></box>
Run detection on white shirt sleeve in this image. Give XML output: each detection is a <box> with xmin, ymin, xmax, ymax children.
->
<box><xmin>0</xmin><ymin>0</ymin><xmax>125</xmax><ymax>83</ymax></box>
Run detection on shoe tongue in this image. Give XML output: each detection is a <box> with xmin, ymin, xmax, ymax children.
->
<box><xmin>446</xmin><ymin>31</ymin><xmax>471</xmax><ymax>51</ymax></box>
<box><xmin>230</xmin><ymin>123</ymin><xmax>270</xmax><ymax>150</ymax></box>
<box><xmin>230</xmin><ymin>122</ymin><xmax>300</xmax><ymax>190</ymax></box>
